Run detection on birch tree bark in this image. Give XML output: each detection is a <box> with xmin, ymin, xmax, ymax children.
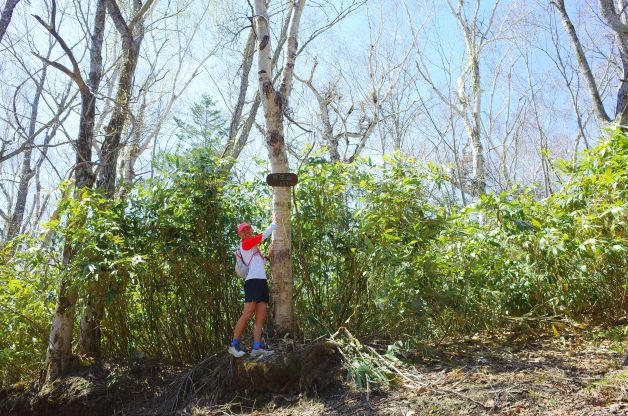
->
<box><xmin>220</xmin><ymin>2</ymin><xmax>363</xmax><ymax>173</ymax></box>
<box><xmin>253</xmin><ymin>0</ymin><xmax>306</xmax><ymax>335</ymax></box>
<box><xmin>448</xmin><ymin>0</ymin><xmax>492</xmax><ymax>197</ymax></box>
<box><xmin>416</xmin><ymin>0</ymin><xmax>499</xmax><ymax>200</ymax></box>
<box><xmin>221</xmin><ymin>15</ymin><xmax>291</xmax><ymax>170</ymax></box>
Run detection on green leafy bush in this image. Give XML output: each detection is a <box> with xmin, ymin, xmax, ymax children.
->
<box><xmin>0</xmin><ymin>130</ymin><xmax>625</xmax><ymax>388</ymax></box>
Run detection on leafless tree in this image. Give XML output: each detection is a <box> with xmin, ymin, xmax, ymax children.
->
<box><xmin>413</xmin><ymin>0</ymin><xmax>507</xmax><ymax>202</ymax></box>
<box><xmin>295</xmin><ymin>61</ymin><xmax>379</xmax><ymax>162</ymax></box>
<box><xmin>220</xmin><ymin>0</ymin><xmax>367</xmax><ymax>172</ymax></box>
<box><xmin>1</xmin><ymin>4</ymin><xmax>76</xmax><ymax>241</ymax></box>
<box><xmin>33</xmin><ymin>0</ymin><xmax>106</xmax><ymax>382</ymax></box>
<box><xmin>551</xmin><ymin>0</ymin><xmax>628</xmax><ymax>126</ymax></box>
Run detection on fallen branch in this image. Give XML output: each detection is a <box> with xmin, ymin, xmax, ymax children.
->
<box><xmin>330</xmin><ymin>326</ymin><xmax>491</xmax><ymax>410</ymax></box>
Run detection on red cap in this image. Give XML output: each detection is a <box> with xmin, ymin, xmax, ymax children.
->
<box><xmin>237</xmin><ymin>223</ymin><xmax>252</xmax><ymax>233</ymax></box>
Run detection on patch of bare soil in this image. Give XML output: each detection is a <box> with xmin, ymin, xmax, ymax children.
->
<box><xmin>0</xmin><ymin>341</ymin><xmax>343</xmax><ymax>416</ymax></box>
<box><xmin>183</xmin><ymin>333</ymin><xmax>626</xmax><ymax>416</ymax></box>
<box><xmin>1</xmin><ymin>332</ymin><xmax>625</xmax><ymax>415</ymax></box>
<box><xmin>0</xmin><ymin>358</ymin><xmax>185</xmax><ymax>416</ymax></box>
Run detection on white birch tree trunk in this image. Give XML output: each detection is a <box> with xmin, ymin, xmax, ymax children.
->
<box><xmin>468</xmin><ymin>55</ymin><xmax>486</xmax><ymax>196</ymax></box>
<box><xmin>253</xmin><ymin>0</ymin><xmax>305</xmax><ymax>335</ymax></box>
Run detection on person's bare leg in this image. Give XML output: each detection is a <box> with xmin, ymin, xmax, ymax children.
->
<box><xmin>233</xmin><ymin>302</ymin><xmax>256</xmax><ymax>340</ymax></box>
<box><xmin>253</xmin><ymin>302</ymin><xmax>267</xmax><ymax>343</ymax></box>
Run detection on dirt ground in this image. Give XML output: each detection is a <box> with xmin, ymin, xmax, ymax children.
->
<box><xmin>183</xmin><ymin>331</ymin><xmax>627</xmax><ymax>416</ymax></box>
<box><xmin>2</xmin><ymin>328</ymin><xmax>626</xmax><ymax>416</ymax></box>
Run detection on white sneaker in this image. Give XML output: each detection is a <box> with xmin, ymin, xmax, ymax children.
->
<box><xmin>249</xmin><ymin>347</ymin><xmax>274</xmax><ymax>357</ymax></box>
<box><xmin>228</xmin><ymin>345</ymin><xmax>246</xmax><ymax>358</ymax></box>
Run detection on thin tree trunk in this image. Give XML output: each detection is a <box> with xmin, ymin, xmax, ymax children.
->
<box><xmin>296</xmin><ymin>63</ymin><xmax>340</xmax><ymax>161</ymax></box>
<box><xmin>118</xmin><ymin>92</ymin><xmax>147</xmax><ymax>195</ymax></box>
<box><xmin>77</xmin><ymin>0</ymin><xmax>149</xmax><ymax>358</ymax></box>
<box><xmin>223</xmin><ymin>29</ymin><xmax>256</xmax><ymax>160</ymax></box>
<box><xmin>461</xmin><ymin>54</ymin><xmax>486</xmax><ymax>197</ymax></box>
<box><xmin>347</xmin><ymin>117</ymin><xmax>377</xmax><ymax>163</ymax></box>
<box><xmin>598</xmin><ymin>0</ymin><xmax>628</xmax><ymax>125</ymax></box>
<box><xmin>222</xmin><ymin>13</ymin><xmax>292</xmax><ymax>171</ymax></box>
<box><xmin>448</xmin><ymin>0</ymin><xmax>489</xmax><ymax>199</ymax></box>
<box><xmin>0</xmin><ymin>0</ymin><xmax>20</xmax><ymax>44</ymax></box>
<box><xmin>525</xmin><ymin>52</ymin><xmax>551</xmax><ymax>197</ymax></box>
<box><xmin>4</xmin><ymin>64</ymin><xmax>47</xmax><ymax>241</ymax></box>
<box><xmin>551</xmin><ymin>0</ymin><xmax>612</xmax><ymax>123</ymax></box>
<box><xmin>41</xmin><ymin>0</ymin><xmax>105</xmax><ymax>381</ymax></box>
<box><xmin>97</xmin><ymin>0</ymin><xmax>147</xmax><ymax>196</ymax></box>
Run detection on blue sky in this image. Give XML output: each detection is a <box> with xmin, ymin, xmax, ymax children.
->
<box><xmin>0</xmin><ymin>0</ymin><xmax>620</xmax><ymax>226</ymax></box>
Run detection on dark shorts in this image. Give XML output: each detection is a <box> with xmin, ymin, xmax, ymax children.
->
<box><xmin>244</xmin><ymin>279</ymin><xmax>270</xmax><ymax>303</ymax></box>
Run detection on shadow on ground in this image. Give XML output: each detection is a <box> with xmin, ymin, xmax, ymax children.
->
<box><xmin>1</xmin><ymin>334</ymin><xmax>626</xmax><ymax>415</ymax></box>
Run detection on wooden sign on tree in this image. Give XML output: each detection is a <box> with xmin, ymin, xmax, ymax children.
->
<box><xmin>266</xmin><ymin>173</ymin><xmax>298</xmax><ymax>187</ymax></box>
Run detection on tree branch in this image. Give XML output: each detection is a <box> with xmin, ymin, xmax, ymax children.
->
<box><xmin>279</xmin><ymin>0</ymin><xmax>306</xmax><ymax>99</ymax></box>
<box><xmin>104</xmin><ymin>0</ymin><xmax>131</xmax><ymax>37</ymax></box>
<box><xmin>0</xmin><ymin>0</ymin><xmax>21</xmax><ymax>44</ymax></box>
<box><xmin>32</xmin><ymin>14</ymin><xmax>87</xmax><ymax>91</ymax></box>
<box><xmin>130</xmin><ymin>0</ymin><xmax>156</xmax><ymax>30</ymax></box>
<box><xmin>550</xmin><ymin>0</ymin><xmax>612</xmax><ymax>122</ymax></box>
<box><xmin>32</xmin><ymin>54</ymin><xmax>77</xmax><ymax>84</ymax></box>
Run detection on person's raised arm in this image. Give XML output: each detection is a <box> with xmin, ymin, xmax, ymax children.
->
<box><xmin>262</xmin><ymin>223</ymin><xmax>276</xmax><ymax>239</ymax></box>
<box><xmin>242</xmin><ymin>223</ymin><xmax>276</xmax><ymax>250</ymax></box>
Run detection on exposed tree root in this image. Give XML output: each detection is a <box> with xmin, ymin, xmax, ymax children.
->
<box><xmin>158</xmin><ymin>341</ymin><xmax>342</xmax><ymax>415</ymax></box>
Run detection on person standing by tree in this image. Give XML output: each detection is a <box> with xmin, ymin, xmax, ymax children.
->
<box><xmin>228</xmin><ymin>221</ymin><xmax>276</xmax><ymax>357</ymax></box>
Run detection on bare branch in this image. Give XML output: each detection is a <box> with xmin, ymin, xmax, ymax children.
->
<box><xmin>550</xmin><ymin>0</ymin><xmax>612</xmax><ymax>122</ymax></box>
<box><xmin>32</xmin><ymin>13</ymin><xmax>88</xmax><ymax>91</ymax></box>
<box><xmin>32</xmin><ymin>54</ymin><xmax>78</xmax><ymax>84</ymax></box>
<box><xmin>104</xmin><ymin>0</ymin><xmax>131</xmax><ymax>37</ymax></box>
<box><xmin>130</xmin><ymin>0</ymin><xmax>157</xmax><ymax>30</ymax></box>
<box><xmin>0</xmin><ymin>0</ymin><xmax>21</xmax><ymax>44</ymax></box>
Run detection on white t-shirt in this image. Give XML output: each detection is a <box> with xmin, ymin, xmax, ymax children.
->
<box><xmin>239</xmin><ymin>223</ymin><xmax>276</xmax><ymax>280</ymax></box>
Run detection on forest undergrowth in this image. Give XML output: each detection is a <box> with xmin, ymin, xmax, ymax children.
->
<box><xmin>0</xmin><ymin>132</ymin><xmax>626</xmax><ymax>414</ymax></box>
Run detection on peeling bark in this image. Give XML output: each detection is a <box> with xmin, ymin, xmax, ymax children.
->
<box><xmin>253</xmin><ymin>0</ymin><xmax>306</xmax><ymax>335</ymax></box>
<box><xmin>450</xmin><ymin>0</ymin><xmax>488</xmax><ymax>197</ymax></box>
